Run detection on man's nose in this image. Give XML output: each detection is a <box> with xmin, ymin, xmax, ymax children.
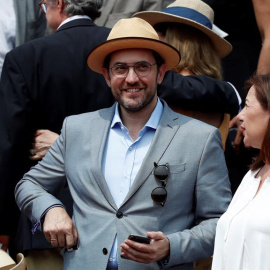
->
<box><xmin>125</xmin><ymin>67</ymin><xmax>139</xmax><ymax>83</ymax></box>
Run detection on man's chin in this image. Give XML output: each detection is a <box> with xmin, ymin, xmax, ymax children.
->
<box><xmin>122</xmin><ymin>104</ymin><xmax>144</xmax><ymax>112</ymax></box>
<box><xmin>119</xmin><ymin>99</ymin><xmax>144</xmax><ymax>112</ymax></box>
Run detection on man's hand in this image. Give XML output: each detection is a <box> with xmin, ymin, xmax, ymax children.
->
<box><xmin>29</xmin><ymin>129</ymin><xmax>59</xmax><ymax>161</ymax></box>
<box><xmin>120</xmin><ymin>231</ymin><xmax>170</xmax><ymax>264</ymax></box>
<box><xmin>43</xmin><ymin>207</ymin><xmax>78</xmax><ymax>250</ymax></box>
<box><xmin>229</xmin><ymin>115</ymin><xmax>244</xmax><ymax>155</ymax></box>
<box><xmin>229</xmin><ymin>108</ymin><xmax>250</xmax><ymax>154</ymax></box>
<box><xmin>0</xmin><ymin>235</ymin><xmax>10</xmax><ymax>251</ymax></box>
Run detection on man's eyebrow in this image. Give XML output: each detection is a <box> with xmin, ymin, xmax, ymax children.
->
<box><xmin>113</xmin><ymin>62</ymin><xmax>127</xmax><ymax>65</ymax></box>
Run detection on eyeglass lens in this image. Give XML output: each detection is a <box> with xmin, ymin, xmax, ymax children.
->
<box><xmin>110</xmin><ymin>62</ymin><xmax>156</xmax><ymax>78</ymax></box>
<box><xmin>151</xmin><ymin>163</ymin><xmax>169</xmax><ymax>207</ymax></box>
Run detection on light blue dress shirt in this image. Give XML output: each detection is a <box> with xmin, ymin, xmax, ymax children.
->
<box><xmin>102</xmin><ymin>98</ymin><xmax>163</xmax><ymax>267</ymax></box>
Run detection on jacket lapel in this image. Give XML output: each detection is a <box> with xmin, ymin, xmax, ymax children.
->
<box><xmin>122</xmin><ymin>103</ymin><xmax>182</xmax><ymax>205</ymax></box>
<box><xmin>89</xmin><ymin>105</ymin><xmax>118</xmax><ymax>210</ymax></box>
<box><xmin>89</xmin><ymin>103</ymin><xmax>185</xmax><ymax>209</ymax></box>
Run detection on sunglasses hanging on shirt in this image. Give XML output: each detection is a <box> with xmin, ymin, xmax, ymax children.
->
<box><xmin>151</xmin><ymin>162</ymin><xmax>169</xmax><ymax>207</ymax></box>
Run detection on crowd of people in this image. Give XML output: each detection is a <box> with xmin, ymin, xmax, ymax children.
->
<box><xmin>0</xmin><ymin>0</ymin><xmax>269</xmax><ymax>269</ymax></box>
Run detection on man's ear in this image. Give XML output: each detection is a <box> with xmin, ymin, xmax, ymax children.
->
<box><xmin>102</xmin><ymin>68</ymin><xmax>111</xmax><ymax>87</ymax></box>
<box><xmin>57</xmin><ymin>0</ymin><xmax>65</xmax><ymax>12</ymax></box>
<box><xmin>157</xmin><ymin>63</ymin><xmax>167</xmax><ymax>85</ymax></box>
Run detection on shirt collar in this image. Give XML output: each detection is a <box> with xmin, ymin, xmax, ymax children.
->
<box><xmin>111</xmin><ymin>98</ymin><xmax>163</xmax><ymax>130</ymax></box>
<box><xmin>57</xmin><ymin>15</ymin><xmax>91</xmax><ymax>30</ymax></box>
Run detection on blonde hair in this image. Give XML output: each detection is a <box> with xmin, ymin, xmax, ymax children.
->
<box><xmin>165</xmin><ymin>23</ymin><xmax>222</xmax><ymax>79</ymax></box>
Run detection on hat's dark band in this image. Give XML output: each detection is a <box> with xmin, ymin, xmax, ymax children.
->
<box><xmin>162</xmin><ymin>7</ymin><xmax>212</xmax><ymax>29</ymax></box>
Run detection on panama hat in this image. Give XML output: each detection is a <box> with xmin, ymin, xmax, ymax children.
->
<box><xmin>0</xmin><ymin>249</ymin><xmax>16</xmax><ymax>270</ymax></box>
<box><xmin>133</xmin><ymin>0</ymin><xmax>232</xmax><ymax>58</ymax></box>
<box><xmin>87</xmin><ymin>17</ymin><xmax>181</xmax><ymax>74</ymax></box>
<box><xmin>0</xmin><ymin>250</ymin><xmax>27</xmax><ymax>270</ymax></box>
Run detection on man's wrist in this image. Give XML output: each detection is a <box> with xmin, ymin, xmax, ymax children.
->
<box><xmin>157</xmin><ymin>255</ymin><xmax>170</xmax><ymax>268</ymax></box>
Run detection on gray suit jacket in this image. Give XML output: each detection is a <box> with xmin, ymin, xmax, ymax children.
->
<box><xmin>95</xmin><ymin>0</ymin><xmax>163</xmax><ymax>28</ymax></box>
<box><xmin>15</xmin><ymin>101</ymin><xmax>232</xmax><ymax>269</ymax></box>
<box><xmin>13</xmin><ymin>0</ymin><xmax>46</xmax><ymax>46</ymax></box>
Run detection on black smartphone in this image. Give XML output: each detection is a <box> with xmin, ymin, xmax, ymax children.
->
<box><xmin>128</xmin><ymin>234</ymin><xmax>151</xmax><ymax>244</ymax></box>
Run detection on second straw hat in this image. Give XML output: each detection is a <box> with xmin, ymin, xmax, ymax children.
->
<box><xmin>133</xmin><ymin>0</ymin><xmax>232</xmax><ymax>58</ymax></box>
<box><xmin>87</xmin><ymin>17</ymin><xmax>181</xmax><ymax>74</ymax></box>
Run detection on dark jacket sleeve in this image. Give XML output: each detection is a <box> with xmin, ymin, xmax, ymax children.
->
<box><xmin>159</xmin><ymin>70</ymin><xmax>240</xmax><ymax>116</ymax></box>
<box><xmin>0</xmin><ymin>51</ymin><xmax>38</xmax><ymax>234</ymax></box>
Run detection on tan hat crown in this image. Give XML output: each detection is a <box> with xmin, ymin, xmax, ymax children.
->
<box><xmin>87</xmin><ymin>17</ymin><xmax>180</xmax><ymax>74</ymax></box>
<box><xmin>107</xmin><ymin>17</ymin><xmax>160</xmax><ymax>41</ymax></box>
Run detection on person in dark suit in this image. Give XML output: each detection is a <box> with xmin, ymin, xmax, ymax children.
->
<box><xmin>201</xmin><ymin>0</ymin><xmax>262</xmax><ymax>195</ymax></box>
<box><xmin>13</xmin><ymin>0</ymin><xmax>47</xmax><ymax>46</ymax></box>
<box><xmin>0</xmin><ymin>0</ymin><xmax>46</xmax><ymax>77</ymax></box>
<box><xmin>0</xmin><ymin>0</ymin><xmax>239</xmax><ymax>264</ymax></box>
<box><xmin>0</xmin><ymin>0</ymin><xmax>113</xmax><ymax>263</ymax></box>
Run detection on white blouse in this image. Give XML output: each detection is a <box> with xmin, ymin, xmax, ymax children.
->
<box><xmin>212</xmin><ymin>169</ymin><xmax>270</xmax><ymax>270</ymax></box>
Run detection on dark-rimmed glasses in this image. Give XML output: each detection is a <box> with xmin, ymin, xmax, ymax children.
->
<box><xmin>151</xmin><ymin>162</ymin><xmax>169</xmax><ymax>207</ymax></box>
<box><xmin>109</xmin><ymin>61</ymin><xmax>157</xmax><ymax>78</ymax></box>
<box><xmin>39</xmin><ymin>0</ymin><xmax>47</xmax><ymax>14</ymax></box>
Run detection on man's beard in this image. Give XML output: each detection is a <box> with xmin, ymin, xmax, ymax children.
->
<box><xmin>113</xmin><ymin>84</ymin><xmax>156</xmax><ymax>112</ymax></box>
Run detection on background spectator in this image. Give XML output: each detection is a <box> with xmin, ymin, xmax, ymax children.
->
<box><xmin>95</xmin><ymin>0</ymin><xmax>163</xmax><ymax>27</ymax></box>
<box><xmin>213</xmin><ymin>73</ymin><xmax>270</xmax><ymax>269</ymax></box>
<box><xmin>134</xmin><ymin>0</ymin><xmax>234</xmax><ymax>150</ymax></box>
<box><xmin>0</xmin><ymin>0</ymin><xmax>113</xmax><ymax>266</ymax></box>
<box><xmin>0</xmin><ymin>0</ymin><xmax>46</xmax><ymax>77</ymax></box>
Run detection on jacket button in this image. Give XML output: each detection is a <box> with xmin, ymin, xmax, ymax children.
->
<box><xmin>103</xmin><ymin>248</ymin><xmax>108</xmax><ymax>255</ymax></box>
<box><xmin>116</xmin><ymin>210</ymin><xmax>123</xmax><ymax>219</ymax></box>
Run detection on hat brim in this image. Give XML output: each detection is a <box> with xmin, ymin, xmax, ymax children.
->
<box><xmin>133</xmin><ymin>11</ymin><xmax>232</xmax><ymax>58</ymax></box>
<box><xmin>87</xmin><ymin>37</ymin><xmax>181</xmax><ymax>74</ymax></box>
<box><xmin>0</xmin><ymin>249</ymin><xmax>16</xmax><ymax>269</ymax></box>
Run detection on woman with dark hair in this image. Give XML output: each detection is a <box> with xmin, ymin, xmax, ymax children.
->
<box><xmin>212</xmin><ymin>73</ymin><xmax>270</xmax><ymax>269</ymax></box>
<box><xmin>134</xmin><ymin>0</ymin><xmax>233</xmax><ymax>150</ymax></box>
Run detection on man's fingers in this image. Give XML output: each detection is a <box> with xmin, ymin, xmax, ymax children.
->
<box><xmin>29</xmin><ymin>147</ymin><xmax>49</xmax><ymax>160</ymax></box>
<box><xmin>57</xmin><ymin>232</ymin><xmax>66</xmax><ymax>248</ymax></box>
<box><xmin>34</xmin><ymin>129</ymin><xmax>46</xmax><ymax>137</ymax></box>
<box><xmin>43</xmin><ymin>207</ymin><xmax>78</xmax><ymax>249</ymax></box>
<box><xmin>229</xmin><ymin>115</ymin><xmax>238</xmax><ymax>128</ymax></box>
<box><xmin>121</xmin><ymin>241</ymin><xmax>151</xmax><ymax>262</ymax></box>
<box><xmin>147</xmin><ymin>231</ymin><xmax>164</xmax><ymax>240</ymax></box>
<box><xmin>72</xmin><ymin>226</ymin><xmax>78</xmax><ymax>246</ymax></box>
<box><xmin>65</xmin><ymin>233</ymin><xmax>76</xmax><ymax>249</ymax></box>
<box><xmin>50</xmin><ymin>237</ymin><xmax>59</xmax><ymax>247</ymax></box>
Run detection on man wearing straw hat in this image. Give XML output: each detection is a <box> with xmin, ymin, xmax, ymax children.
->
<box><xmin>15</xmin><ymin>17</ymin><xmax>231</xmax><ymax>269</ymax></box>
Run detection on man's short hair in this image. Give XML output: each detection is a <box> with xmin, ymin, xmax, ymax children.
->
<box><xmin>62</xmin><ymin>0</ymin><xmax>103</xmax><ymax>20</ymax></box>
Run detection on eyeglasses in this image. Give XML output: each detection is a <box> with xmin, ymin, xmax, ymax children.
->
<box><xmin>151</xmin><ymin>162</ymin><xmax>169</xmax><ymax>207</ymax></box>
<box><xmin>39</xmin><ymin>0</ymin><xmax>47</xmax><ymax>14</ymax></box>
<box><xmin>109</xmin><ymin>61</ymin><xmax>157</xmax><ymax>78</ymax></box>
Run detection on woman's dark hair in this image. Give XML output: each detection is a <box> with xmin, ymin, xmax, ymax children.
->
<box><xmin>248</xmin><ymin>73</ymin><xmax>270</xmax><ymax>171</ymax></box>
